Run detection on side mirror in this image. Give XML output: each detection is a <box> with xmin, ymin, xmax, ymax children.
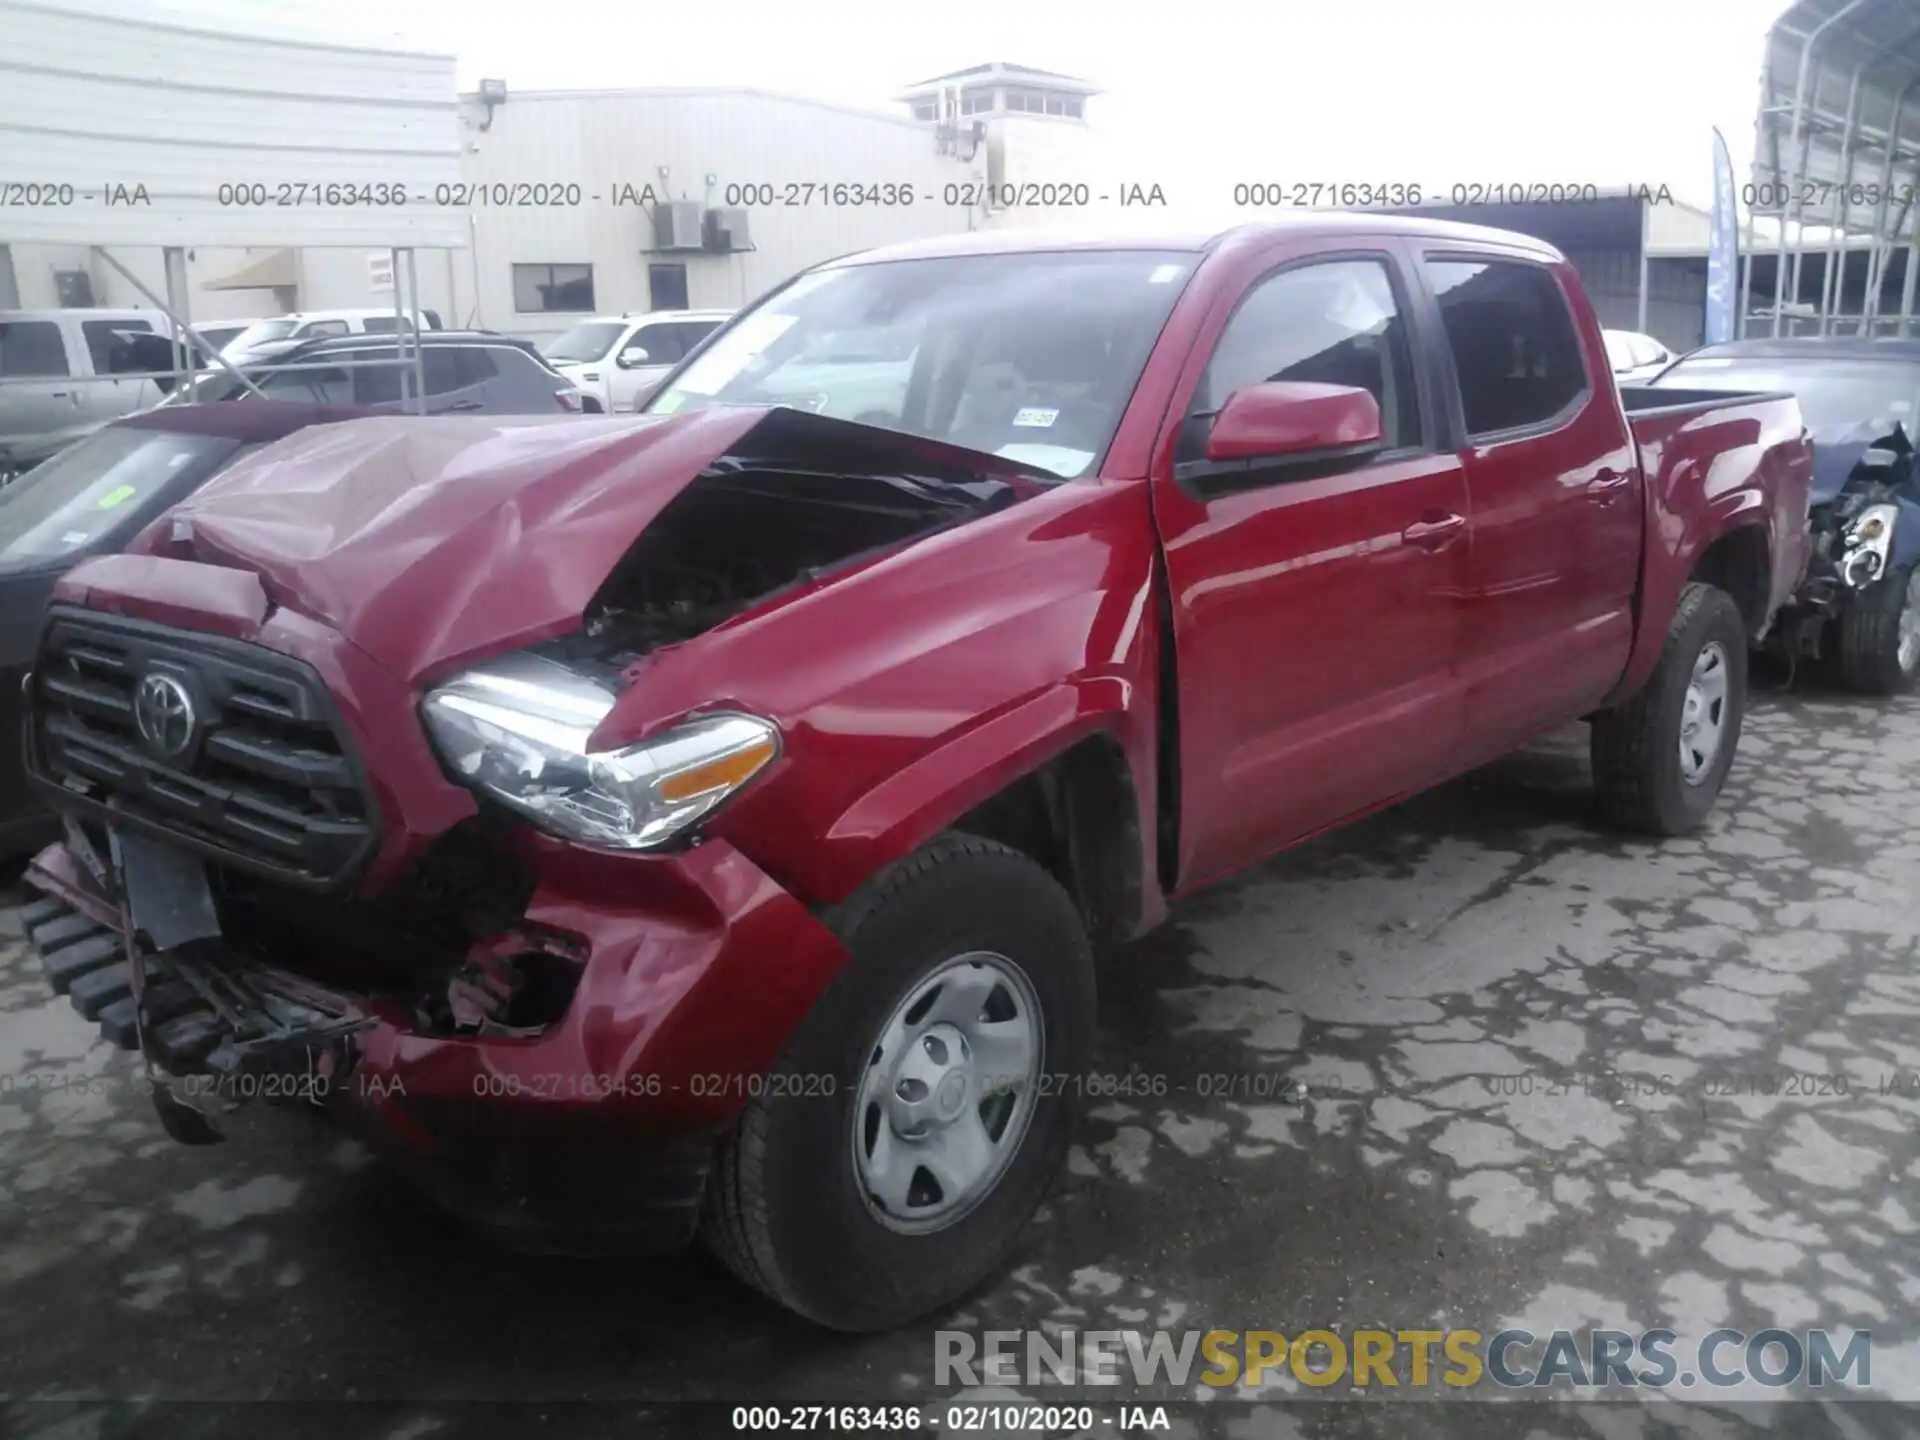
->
<box><xmin>617</xmin><ymin>346</ymin><xmax>650</xmax><ymax>369</ymax></box>
<box><xmin>1203</xmin><ymin>381</ymin><xmax>1383</xmax><ymax>465</ymax></box>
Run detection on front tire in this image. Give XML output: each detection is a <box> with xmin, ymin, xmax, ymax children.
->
<box><xmin>1591</xmin><ymin>581</ymin><xmax>1748</xmax><ymax>836</ymax></box>
<box><xmin>701</xmin><ymin>833</ymin><xmax>1095</xmax><ymax>1331</ymax></box>
<box><xmin>1836</xmin><ymin>563</ymin><xmax>1920</xmax><ymax>696</ymax></box>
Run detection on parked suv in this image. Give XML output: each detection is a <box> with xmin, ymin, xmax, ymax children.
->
<box><xmin>218</xmin><ymin>308</ymin><xmax>445</xmax><ymax>366</ymax></box>
<box><xmin>1</xmin><ymin>308</ymin><xmax>179</xmax><ymax>479</ymax></box>
<box><xmin>541</xmin><ymin>310</ymin><xmax>731</xmax><ymax>412</ymax></box>
<box><xmin>176</xmin><ymin>331</ymin><xmax>595</xmax><ymax>414</ymax></box>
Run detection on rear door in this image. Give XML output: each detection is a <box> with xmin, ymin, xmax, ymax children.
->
<box><xmin>1417</xmin><ymin>253</ymin><xmax>1641</xmax><ymax>755</ymax></box>
<box><xmin>0</xmin><ymin>318</ymin><xmax>86</xmax><ymax>465</ymax></box>
<box><xmin>1152</xmin><ymin>244</ymin><xmax>1473</xmax><ymax>889</ymax></box>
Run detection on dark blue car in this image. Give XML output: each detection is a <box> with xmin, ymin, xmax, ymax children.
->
<box><xmin>1646</xmin><ymin>337</ymin><xmax>1920</xmax><ymax>694</ymax></box>
<box><xmin>0</xmin><ymin>402</ymin><xmax>376</xmax><ymax>861</ymax></box>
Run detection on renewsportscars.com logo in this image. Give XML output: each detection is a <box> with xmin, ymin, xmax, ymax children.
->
<box><xmin>935</xmin><ymin>1327</ymin><xmax>1873</xmax><ymax>1391</ymax></box>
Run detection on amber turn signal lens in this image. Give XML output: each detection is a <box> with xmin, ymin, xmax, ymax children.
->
<box><xmin>656</xmin><ymin>735</ymin><xmax>778</xmax><ymax>803</ymax></box>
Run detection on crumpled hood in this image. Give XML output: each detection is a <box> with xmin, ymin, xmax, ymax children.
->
<box><xmin>114</xmin><ymin>406</ymin><xmax>1053</xmax><ymax>686</ymax></box>
<box><xmin>135</xmin><ymin>408</ymin><xmax>771</xmax><ymax>682</ymax></box>
<box><xmin>1808</xmin><ymin>419</ymin><xmax>1914</xmax><ymax>506</ymax></box>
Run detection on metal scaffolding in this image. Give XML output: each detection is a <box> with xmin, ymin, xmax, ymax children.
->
<box><xmin>1748</xmin><ymin>0</ymin><xmax>1920</xmax><ymax>336</ymax></box>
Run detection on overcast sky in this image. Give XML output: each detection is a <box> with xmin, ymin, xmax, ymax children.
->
<box><xmin>164</xmin><ymin>0</ymin><xmax>1784</xmax><ymax>214</ymax></box>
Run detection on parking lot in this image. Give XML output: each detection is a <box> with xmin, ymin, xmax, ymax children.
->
<box><xmin>4</xmin><ymin>671</ymin><xmax>1920</xmax><ymax>1437</ymax></box>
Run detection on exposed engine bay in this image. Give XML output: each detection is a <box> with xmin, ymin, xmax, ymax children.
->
<box><xmin>553</xmin><ymin>449</ymin><xmax>1032</xmax><ymax>674</ymax></box>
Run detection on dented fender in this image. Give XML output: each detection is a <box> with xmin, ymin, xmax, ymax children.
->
<box><xmin>595</xmin><ymin>479</ymin><xmax>1167</xmax><ymax>919</ymax></box>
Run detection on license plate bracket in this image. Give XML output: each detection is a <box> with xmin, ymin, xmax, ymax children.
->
<box><xmin>109</xmin><ymin>826</ymin><xmax>223</xmax><ymax>953</ymax></box>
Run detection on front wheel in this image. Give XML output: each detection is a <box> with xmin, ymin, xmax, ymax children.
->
<box><xmin>701</xmin><ymin>834</ymin><xmax>1095</xmax><ymax>1331</ymax></box>
<box><xmin>1591</xmin><ymin>581</ymin><xmax>1749</xmax><ymax>836</ymax></box>
<box><xmin>1836</xmin><ymin>563</ymin><xmax>1920</xmax><ymax>696</ymax></box>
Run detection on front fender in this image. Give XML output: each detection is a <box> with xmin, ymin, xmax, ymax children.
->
<box><xmin>590</xmin><ymin>479</ymin><xmax>1166</xmax><ymax>915</ymax></box>
<box><xmin>1889</xmin><ymin>496</ymin><xmax>1920</xmax><ymax>575</ymax></box>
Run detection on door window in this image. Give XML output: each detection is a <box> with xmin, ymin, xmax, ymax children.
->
<box><xmin>299</xmin><ymin>320</ymin><xmax>351</xmax><ymax>340</ymax></box>
<box><xmin>628</xmin><ymin>326</ymin><xmax>686</xmax><ymax>364</ymax></box>
<box><xmin>80</xmin><ymin>319</ymin><xmax>158</xmax><ymax>373</ymax></box>
<box><xmin>1425</xmin><ymin>259</ymin><xmax>1588</xmax><ymax>437</ymax></box>
<box><xmin>423</xmin><ymin>348</ymin><xmax>465</xmax><ymax>394</ymax></box>
<box><xmin>670</xmin><ymin>320</ymin><xmax>721</xmax><ymax>356</ymax></box>
<box><xmin>256</xmin><ymin>366</ymin><xmax>351</xmax><ymax>404</ymax></box>
<box><xmin>0</xmin><ymin>321</ymin><xmax>69</xmax><ymax>377</ymax></box>
<box><xmin>1185</xmin><ymin>257</ymin><xmax>1421</xmax><ymax>457</ymax></box>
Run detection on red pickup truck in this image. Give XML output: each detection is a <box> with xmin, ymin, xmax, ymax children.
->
<box><xmin>17</xmin><ymin>215</ymin><xmax>1810</xmax><ymax>1332</ymax></box>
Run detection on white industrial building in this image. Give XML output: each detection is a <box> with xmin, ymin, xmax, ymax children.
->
<box><xmin>0</xmin><ymin>0</ymin><xmax>1114</xmax><ymax>345</ymax></box>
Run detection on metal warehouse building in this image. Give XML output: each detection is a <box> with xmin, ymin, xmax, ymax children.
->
<box><xmin>0</xmin><ymin>0</ymin><xmax>1104</xmax><ymax>343</ymax></box>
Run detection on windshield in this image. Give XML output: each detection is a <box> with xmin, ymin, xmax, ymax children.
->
<box><xmin>222</xmin><ymin>320</ymin><xmax>300</xmax><ymax>354</ymax></box>
<box><xmin>0</xmin><ymin>427</ymin><xmax>241</xmax><ymax>572</ymax></box>
<box><xmin>543</xmin><ymin>322</ymin><xmax>628</xmax><ymax>363</ymax></box>
<box><xmin>1652</xmin><ymin>357</ymin><xmax>1918</xmax><ymax>441</ymax></box>
<box><xmin>645</xmin><ymin>250</ymin><xmax>1197</xmax><ymax>478</ymax></box>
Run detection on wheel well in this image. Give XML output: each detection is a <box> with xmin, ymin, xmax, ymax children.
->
<box><xmin>947</xmin><ymin>735</ymin><xmax>1144</xmax><ymax>950</ymax></box>
<box><xmin>1690</xmin><ymin>525</ymin><xmax>1772</xmax><ymax>639</ymax></box>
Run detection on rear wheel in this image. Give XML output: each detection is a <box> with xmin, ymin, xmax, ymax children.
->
<box><xmin>1836</xmin><ymin>563</ymin><xmax>1920</xmax><ymax>696</ymax></box>
<box><xmin>1591</xmin><ymin>582</ymin><xmax>1748</xmax><ymax>836</ymax></box>
<box><xmin>701</xmin><ymin>833</ymin><xmax>1095</xmax><ymax>1331</ymax></box>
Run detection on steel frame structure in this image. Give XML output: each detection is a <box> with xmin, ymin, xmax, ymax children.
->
<box><xmin>1748</xmin><ymin>0</ymin><xmax>1920</xmax><ymax>336</ymax></box>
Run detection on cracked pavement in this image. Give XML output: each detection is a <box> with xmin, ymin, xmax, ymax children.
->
<box><xmin>4</xmin><ymin>674</ymin><xmax>1920</xmax><ymax>1439</ymax></box>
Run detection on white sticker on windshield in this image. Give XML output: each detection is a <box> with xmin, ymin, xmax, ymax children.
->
<box><xmin>996</xmin><ymin>442</ymin><xmax>1096</xmax><ymax>477</ymax></box>
<box><xmin>1013</xmin><ymin>407</ymin><xmax>1059</xmax><ymax>428</ymax></box>
<box><xmin>1893</xmin><ymin>401</ymin><xmax>1913</xmax><ymax>413</ymax></box>
<box><xmin>61</xmin><ymin>531</ymin><xmax>90</xmax><ymax>546</ymax></box>
<box><xmin>1148</xmin><ymin>263</ymin><xmax>1186</xmax><ymax>284</ymax></box>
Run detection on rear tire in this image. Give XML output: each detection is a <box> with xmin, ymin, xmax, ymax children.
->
<box><xmin>1836</xmin><ymin>562</ymin><xmax>1920</xmax><ymax>696</ymax></box>
<box><xmin>1591</xmin><ymin>581</ymin><xmax>1748</xmax><ymax>836</ymax></box>
<box><xmin>701</xmin><ymin>833</ymin><xmax>1095</xmax><ymax>1332</ymax></box>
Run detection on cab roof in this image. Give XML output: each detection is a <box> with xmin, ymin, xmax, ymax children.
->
<box><xmin>822</xmin><ymin>212</ymin><xmax>1568</xmax><ymax>268</ymax></box>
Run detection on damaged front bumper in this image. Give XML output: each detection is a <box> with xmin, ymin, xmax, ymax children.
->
<box><xmin>19</xmin><ymin>826</ymin><xmax>853</xmax><ymax>1255</ymax></box>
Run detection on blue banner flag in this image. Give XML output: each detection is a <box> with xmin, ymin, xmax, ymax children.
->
<box><xmin>1706</xmin><ymin>127</ymin><xmax>1739</xmax><ymax>344</ymax></box>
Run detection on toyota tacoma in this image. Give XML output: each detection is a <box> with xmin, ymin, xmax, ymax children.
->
<box><xmin>15</xmin><ymin>216</ymin><xmax>1812</xmax><ymax>1331</ymax></box>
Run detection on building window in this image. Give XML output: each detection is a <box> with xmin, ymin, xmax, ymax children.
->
<box><xmin>512</xmin><ymin>263</ymin><xmax>595</xmax><ymax>314</ymax></box>
<box><xmin>1065</xmin><ymin>96</ymin><xmax>1084</xmax><ymax>118</ymax></box>
<box><xmin>960</xmin><ymin>87</ymin><xmax>995</xmax><ymax>116</ymax></box>
<box><xmin>54</xmin><ymin>269</ymin><xmax>95</xmax><ymax>307</ymax></box>
<box><xmin>648</xmin><ymin>263</ymin><xmax>690</xmax><ymax>311</ymax></box>
<box><xmin>911</xmin><ymin>98</ymin><xmax>938</xmax><ymax>121</ymax></box>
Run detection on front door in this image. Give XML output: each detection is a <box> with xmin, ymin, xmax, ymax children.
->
<box><xmin>1151</xmin><ymin>249</ymin><xmax>1473</xmax><ymax>891</ymax></box>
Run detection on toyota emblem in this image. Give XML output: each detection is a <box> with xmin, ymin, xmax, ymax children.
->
<box><xmin>133</xmin><ymin>672</ymin><xmax>197</xmax><ymax>759</ymax></box>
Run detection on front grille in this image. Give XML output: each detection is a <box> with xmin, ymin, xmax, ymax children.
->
<box><xmin>29</xmin><ymin>607</ymin><xmax>377</xmax><ymax>888</ymax></box>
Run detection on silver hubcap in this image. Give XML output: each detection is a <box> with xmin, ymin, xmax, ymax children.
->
<box><xmin>1898</xmin><ymin>570</ymin><xmax>1920</xmax><ymax>674</ymax></box>
<box><xmin>852</xmin><ymin>952</ymin><xmax>1043</xmax><ymax>1234</ymax></box>
<box><xmin>1679</xmin><ymin>640</ymin><xmax>1730</xmax><ymax>785</ymax></box>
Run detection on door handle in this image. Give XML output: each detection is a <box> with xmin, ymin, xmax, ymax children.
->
<box><xmin>1401</xmin><ymin>511</ymin><xmax>1467</xmax><ymax>550</ymax></box>
<box><xmin>1586</xmin><ymin>468</ymin><xmax>1633</xmax><ymax>501</ymax></box>
<box><xmin>444</xmin><ymin>400</ymin><xmax>484</xmax><ymax>412</ymax></box>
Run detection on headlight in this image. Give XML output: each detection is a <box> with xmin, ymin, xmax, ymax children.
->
<box><xmin>420</xmin><ymin>652</ymin><xmax>780</xmax><ymax>851</ymax></box>
<box><xmin>1842</xmin><ymin>503</ymin><xmax>1900</xmax><ymax>589</ymax></box>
